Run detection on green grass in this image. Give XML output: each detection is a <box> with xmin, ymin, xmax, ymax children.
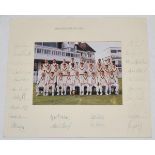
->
<box><xmin>33</xmin><ymin>79</ymin><xmax>122</xmax><ymax>105</ymax></box>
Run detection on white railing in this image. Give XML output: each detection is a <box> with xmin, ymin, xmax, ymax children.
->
<box><xmin>35</xmin><ymin>45</ymin><xmax>80</xmax><ymax>59</ymax></box>
<box><xmin>111</xmin><ymin>52</ymin><xmax>121</xmax><ymax>59</ymax></box>
<box><xmin>34</xmin><ymin>45</ymin><xmax>95</xmax><ymax>62</ymax></box>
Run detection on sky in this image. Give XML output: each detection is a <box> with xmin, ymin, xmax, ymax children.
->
<box><xmin>87</xmin><ymin>41</ymin><xmax>121</xmax><ymax>60</ymax></box>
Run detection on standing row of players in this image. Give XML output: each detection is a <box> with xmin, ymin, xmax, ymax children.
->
<box><xmin>36</xmin><ymin>57</ymin><xmax>119</xmax><ymax>96</ymax></box>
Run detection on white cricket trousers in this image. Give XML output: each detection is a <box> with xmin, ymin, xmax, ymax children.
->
<box><xmin>36</xmin><ymin>83</ymin><xmax>48</xmax><ymax>95</ymax></box>
<box><xmin>57</xmin><ymin>84</ymin><xmax>65</xmax><ymax>95</ymax></box>
<box><xmin>109</xmin><ymin>83</ymin><xmax>119</xmax><ymax>94</ymax></box>
<box><xmin>81</xmin><ymin>84</ymin><xmax>90</xmax><ymax>94</ymax></box>
<box><xmin>64</xmin><ymin>85</ymin><xmax>74</xmax><ymax>95</ymax></box>
<box><xmin>98</xmin><ymin>84</ymin><xmax>108</xmax><ymax>94</ymax></box>
<box><xmin>89</xmin><ymin>85</ymin><xmax>98</xmax><ymax>94</ymax></box>
<box><xmin>47</xmin><ymin>84</ymin><xmax>55</xmax><ymax>93</ymax></box>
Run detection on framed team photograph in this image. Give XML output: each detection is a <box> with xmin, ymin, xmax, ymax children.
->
<box><xmin>4</xmin><ymin>17</ymin><xmax>152</xmax><ymax>138</ymax></box>
<box><xmin>33</xmin><ymin>41</ymin><xmax>122</xmax><ymax>105</ymax></box>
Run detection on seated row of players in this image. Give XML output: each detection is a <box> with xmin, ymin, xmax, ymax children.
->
<box><xmin>36</xmin><ymin>57</ymin><xmax>119</xmax><ymax>96</ymax></box>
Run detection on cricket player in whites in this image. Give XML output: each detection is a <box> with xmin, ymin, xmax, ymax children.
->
<box><xmin>106</xmin><ymin>57</ymin><xmax>113</xmax><ymax>71</ymax></box>
<box><xmin>42</xmin><ymin>60</ymin><xmax>49</xmax><ymax>72</ymax></box>
<box><xmin>73</xmin><ymin>71</ymin><xmax>81</xmax><ymax>95</ymax></box>
<box><xmin>61</xmin><ymin>59</ymin><xmax>67</xmax><ymax>69</ymax></box>
<box><xmin>78</xmin><ymin>62</ymin><xmax>86</xmax><ymax>78</ymax></box>
<box><xmin>46</xmin><ymin>71</ymin><xmax>56</xmax><ymax>96</ymax></box>
<box><xmin>57</xmin><ymin>72</ymin><xmax>65</xmax><ymax>95</ymax></box>
<box><xmin>96</xmin><ymin>58</ymin><xmax>102</xmax><ymax>67</ymax></box>
<box><xmin>111</xmin><ymin>61</ymin><xmax>119</xmax><ymax>78</ymax></box>
<box><xmin>89</xmin><ymin>72</ymin><xmax>98</xmax><ymax>95</ymax></box>
<box><xmin>81</xmin><ymin>71</ymin><xmax>90</xmax><ymax>95</ymax></box>
<box><xmin>64</xmin><ymin>71</ymin><xmax>74</xmax><ymax>95</ymax></box>
<box><xmin>61</xmin><ymin>63</ymin><xmax>68</xmax><ymax>76</ymax></box>
<box><xmin>69</xmin><ymin>57</ymin><xmax>75</xmax><ymax>69</ymax></box>
<box><xmin>98</xmin><ymin>70</ymin><xmax>109</xmax><ymax>95</ymax></box>
<box><xmin>109</xmin><ymin>71</ymin><xmax>119</xmax><ymax>95</ymax></box>
<box><xmin>50</xmin><ymin>59</ymin><xmax>58</xmax><ymax>73</ymax></box>
<box><xmin>37</xmin><ymin>64</ymin><xmax>45</xmax><ymax>82</ymax></box>
<box><xmin>46</xmin><ymin>64</ymin><xmax>51</xmax><ymax>75</ymax></box>
<box><xmin>36</xmin><ymin>72</ymin><xmax>48</xmax><ymax>96</ymax></box>
<box><xmin>88</xmin><ymin>63</ymin><xmax>95</xmax><ymax>76</ymax></box>
<box><xmin>69</xmin><ymin>61</ymin><xmax>76</xmax><ymax>77</ymax></box>
<box><xmin>96</xmin><ymin>61</ymin><xmax>103</xmax><ymax>76</ymax></box>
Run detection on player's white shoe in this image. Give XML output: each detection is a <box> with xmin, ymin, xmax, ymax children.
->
<box><xmin>115</xmin><ymin>92</ymin><xmax>119</xmax><ymax>95</ymax></box>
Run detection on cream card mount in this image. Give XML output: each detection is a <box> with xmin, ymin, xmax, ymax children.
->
<box><xmin>4</xmin><ymin>17</ymin><xmax>151</xmax><ymax>138</ymax></box>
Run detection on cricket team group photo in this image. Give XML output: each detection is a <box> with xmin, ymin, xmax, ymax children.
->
<box><xmin>33</xmin><ymin>42</ymin><xmax>122</xmax><ymax>105</ymax></box>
